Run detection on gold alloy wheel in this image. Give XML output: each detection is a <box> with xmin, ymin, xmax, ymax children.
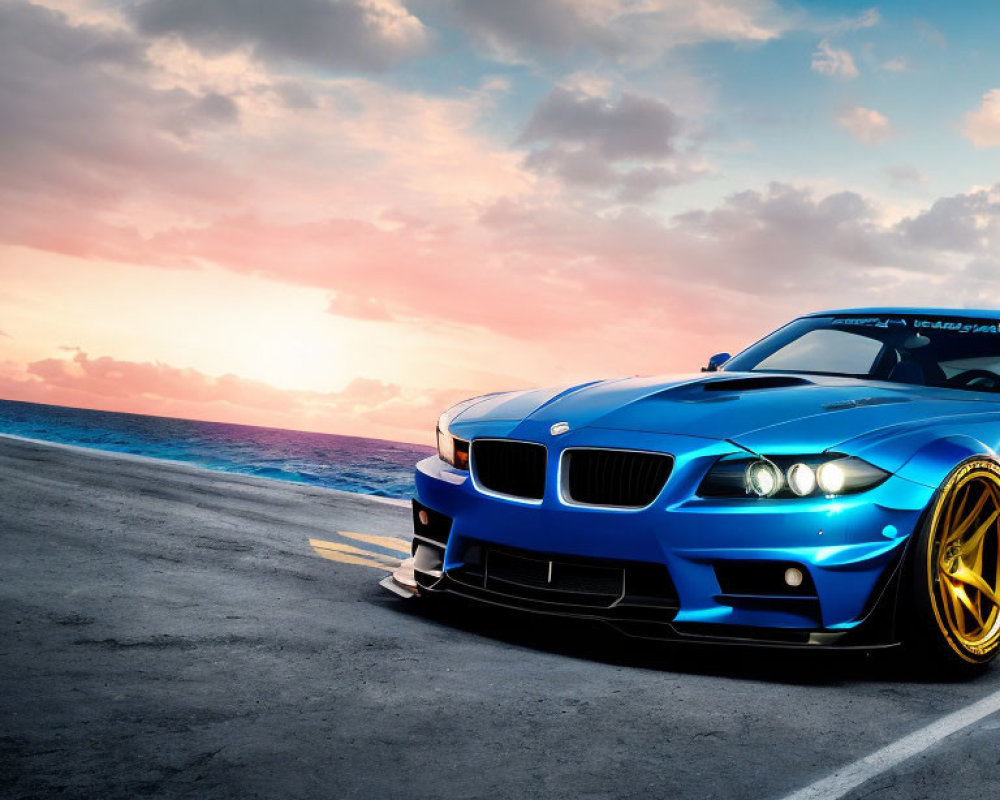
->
<box><xmin>926</xmin><ymin>460</ymin><xmax>1000</xmax><ymax>661</ymax></box>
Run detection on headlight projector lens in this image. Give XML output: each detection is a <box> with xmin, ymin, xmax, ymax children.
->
<box><xmin>746</xmin><ymin>460</ymin><xmax>781</xmax><ymax>497</ymax></box>
<box><xmin>817</xmin><ymin>461</ymin><xmax>846</xmax><ymax>494</ymax></box>
<box><xmin>787</xmin><ymin>463</ymin><xmax>816</xmax><ymax>496</ymax></box>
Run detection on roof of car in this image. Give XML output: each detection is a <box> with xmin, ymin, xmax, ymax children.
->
<box><xmin>806</xmin><ymin>307</ymin><xmax>1000</xmax><ymax>320</ymax></box>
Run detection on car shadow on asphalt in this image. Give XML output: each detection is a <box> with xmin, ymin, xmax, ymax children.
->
<box><xmin>376</xmin><ymin>592</ymin><xmax>989</xmax><ymax>686</ymax></box>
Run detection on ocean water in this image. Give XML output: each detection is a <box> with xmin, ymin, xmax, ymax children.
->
<box><xmin>0</xmin><ymin>399</ymin><xmax>433</xmax><ymax>500</ymax></box>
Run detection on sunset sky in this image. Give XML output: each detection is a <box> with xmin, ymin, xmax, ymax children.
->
<box><xmin>2</xmin><ymin>0</ymin><xmax>999</xmax><ymax>444</ymax></box>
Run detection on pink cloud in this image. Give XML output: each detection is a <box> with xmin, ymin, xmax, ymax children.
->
<box><xmin>4</xmin><ymin>0</ymin><xmax>1000</xmax><ymax>448</ymax></box>
<box><xmin>836</xmin><ymin>106</ymin><xmax>898</xmax><ymax>145</ymax></box>
<box><xmin>1</xmin><ymin>351</ymin><xmax>468</xmax><ymax>444</ymax></box>
<box><xmin>31</xmin><ymin>178</ymin><xmax>992</xmax><ymax>375</ymax></box>
<box><xmin>129</xmin><ymin>209</ymin><xmax>729</xmax><ymax>349</ymax></box>
<box><xmin>964</xmin><ymin>89</ymin><xmax>1000</xmax><ymax>148</ymax></box>
<box><xmin>811</xmin><ymin>39</ymin><xmax>858</xmax><ymax>78</ymax></box>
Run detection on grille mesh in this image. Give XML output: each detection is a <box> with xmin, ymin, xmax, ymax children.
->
<box><xmin>565</xmin><ymin>449</ymin><xmax>672</xmax><ymax>507</ymax></box>
<box><xmin>471</xmin><ymin>440</ymin><xmax>546</xmax><ymax>500</ymax></box>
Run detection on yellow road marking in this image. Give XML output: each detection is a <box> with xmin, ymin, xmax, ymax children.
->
<box><xmin>313</xmin><ymin>549</ymin><xmax>393</xmax><ymax>570</ymax></box>
<box><xmin>309</xmin><ymin>538</ymin><xmax>398</xmax><ymax>571</ymax></box>
<box><xmin>338</xmin><ymin>530</ymin><xmax>411</xmax><ymax>554</ymax></box>
<box><xmin>310</xmin><ymin>538</ymin><xmax>397</xmax><ymax>561</ymax></box>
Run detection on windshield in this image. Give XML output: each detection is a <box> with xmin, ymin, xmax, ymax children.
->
<box><xmin>724</xmin><ymin>314</ymin><xmax>1000</xmax><ymax>393</ymax></box>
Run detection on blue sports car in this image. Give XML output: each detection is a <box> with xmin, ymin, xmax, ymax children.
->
<box><xmin>383</xmin><ymin>309</ymin><xmax>1000</xmax><ymax>673</ymax></box>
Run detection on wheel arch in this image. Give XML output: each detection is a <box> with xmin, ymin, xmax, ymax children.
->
<box><xmin>895</xmin><ymin>452</ymin><xmax>1000</xmax><ymax>668</ymax></box>
<box><xmin>893</xmin><ymin>435</ymin><xmax>1000</xmax><ymax>489</ymax></box>
<box><xmin>858</xmin><ymin>444</ymin><xmax>1000</xmax><ymax>648</ymax></box>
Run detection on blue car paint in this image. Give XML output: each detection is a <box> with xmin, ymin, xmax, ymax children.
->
<box><xmin>413</xmin><ymin>308</ymin><xmax>1000</xmax><ymax>643</ymax></box>
<box><xmin>416</xmin><ymin>455</ymin><xmax>931</xmax><ymax>633</ymax></box>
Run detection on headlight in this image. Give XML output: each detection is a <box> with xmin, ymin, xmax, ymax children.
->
<box><xmin>787</xmin><ymin>462</ymin><xmax>817</xmax><ymax>496</ymax></box>
<box><xmin>746</xmin><ymin>460</ymin><xmax>782</xmax><ymax>497</ymax></box>
<box><xmin>435</xmin><ymin>407</ymin><xmax>471</xmax><ymax>470</ymax></box>
<box><xmin>816</xmin><ymin>461</ymin><xmax>845</xmax><ymax>494</ymax></box>
<box><xmin>698</xmin><ymin>454</ymin><xmax>888</xmax><ymax>499</ymax></box>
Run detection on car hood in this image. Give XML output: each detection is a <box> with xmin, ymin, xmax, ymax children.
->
<box><xmin>450</xmin><ymin>373</ymin><xmax>998</xmax><ymax>453</ymax></box>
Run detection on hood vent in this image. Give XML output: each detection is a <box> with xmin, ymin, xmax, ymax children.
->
<box><xmin>824</xmin><ymin>396</ymin><xmax>907</xmax><ymax>411</ymax></box>
<box><xmin>702</xmin><ymin>376</ymin><xmax>813</xmax><ymax>392</ymax></box>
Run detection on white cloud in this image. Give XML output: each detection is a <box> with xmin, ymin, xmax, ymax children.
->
<box><xmin>825</xmin><ymin>7</ymin><xmax>879</xmax><ymax>33</ymax></box>
<box><xmin>447</xmin><ymin>0</ymin><xmax>787</xmax><ymax>64</ymax></box>
<box><xmin>851</xmin><ymin>7</ymin><xmax>880</xmax><ymax>29</ymax></box>
<box><xmin>128</xmin><ymin>0</ymin><xmax>430</xmax><ymax>72</ymax></box>
<box><xmin>479</xmin><ymin>181</ymin><xmax>1000</xmax><ymax>308</ymax></box>
<box><xmin>836</xmin><ymin>106</ymin><xmax>897</xmax><ymax>145</ymax></box>
<box><xmin>520</xmin><ymin>87</ymin><xmax>682</xmax><ymax>160</ymax></box>
<box><xmin>914</xmin><ymin>19</ymin><xmax>947</xmax><ymax>50</ymax></box>
<box><xmin>896</xmin><ymin>187</ymin><xmax>1000</xmax><ymax>252</ymax></box>
<box><xmin>881</xmin><ymin>56</ymin><xmax>909</xmax><ymax>72</ymax></box>
<box><xmin>517</xmin><ymin>86</ymin><xmax>710</xmax><ymax>200</ymax></box>
<box><xmin>480</xmin><ymin>76</ymin><xmax>511</xmax><ymax>93</ymax></box>
<box><xmin>811</xmin><ymin>39</ymin><xmax>858</xmax><ymax>78</ymax></box>
<box><xmin>884</xmin><ymin>164</ymin><xmax>924</xmax><ymax>186</ymax></box>
<box><xmin>963</xmin><ymin>89</ymin><xmax>1000</xmax><ymax>148</ymax></box>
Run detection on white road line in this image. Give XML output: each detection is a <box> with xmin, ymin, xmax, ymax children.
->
<box><xmin>779</xmin><ymin>686</ymin><xmax>1000</xmax><ymax>800</ymax></box>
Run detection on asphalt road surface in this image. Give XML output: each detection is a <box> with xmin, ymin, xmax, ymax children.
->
<box><xmin>1</xmin><ymin>435</ymin><xmax>997</xmax><ymax>799</ymax></box>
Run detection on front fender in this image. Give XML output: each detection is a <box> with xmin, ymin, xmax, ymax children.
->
<box><xmin>892</xmin><ymin>435</ymin><xmax>998</xmax><ymax>489</ymax></box>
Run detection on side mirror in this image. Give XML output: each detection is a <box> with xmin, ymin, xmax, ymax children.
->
<box><xmin>702</xmin><ymin>352</ymin><xmax>731</xmax><ymax>373</ymax></box>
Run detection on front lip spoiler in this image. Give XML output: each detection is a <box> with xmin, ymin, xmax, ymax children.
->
<box><xmin>408</xmin><ymin>575</ymin><xmax>902</xmax><ymax>651</ymax></box>
<box><xmin>380</xmin><ymin>557</ymin><xmax>419</xmax><ymax>598</ymax></box>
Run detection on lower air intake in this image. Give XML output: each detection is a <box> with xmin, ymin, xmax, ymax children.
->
<box><xmin>449</xmin><ymin>540</ymin><xmax>679</xmax><ymax>619</ymax></box>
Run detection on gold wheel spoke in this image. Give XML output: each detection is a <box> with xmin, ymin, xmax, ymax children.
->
<box><xmin>978</xmin><ymin>484</ymin><xmax>1000</xmax><ymax>576</ymax></box>
<box><xmin>950</xmin><ymin>561</ymin><xmax>1000</xmax><ymax>610</ymax></box>
<box><xmin>948</xmin><ymin>583</ymin><xmax>970</xmax><ymax>635</ymax></box>
<box><xmin>958</xmin><ymin>508</ymin><xmax>1000</xmax><ymax>565</ymax></box>
<box><xmin>972</xmin><ymin>534</ymin><xmax>987</xmax><ymax>578</ymax></box>
<box><xmin>972</xmin><ymin>543</ymin><xmax>984</xmax><ymax>578</ymax></box>
<box><xmin>946</xmin><ymin>487</ymin><xmax>992</xmax><ymax>544</ymax></box>
<box><xmin>945</xmin><ymin>484</ymin><xmax>972</xmax><ymax>539</ymax></box>
<box><xmin>947</xmin><ymin>579</ymin><xmax>986</xmax><ymax>631</ymax></box>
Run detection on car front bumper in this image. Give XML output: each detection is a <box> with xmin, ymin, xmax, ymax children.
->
<box><xmin>405</xmin><ymin>431</ymin><xmax>937</xmax><ymax>648</ymax></box>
